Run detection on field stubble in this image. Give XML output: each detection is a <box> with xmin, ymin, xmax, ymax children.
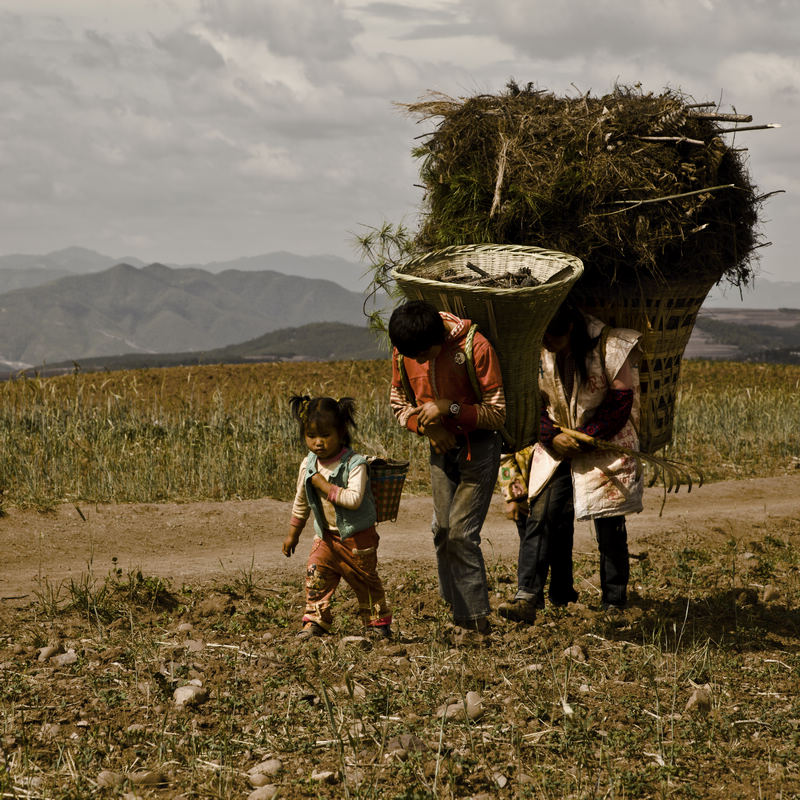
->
<box><xmin>0</xmin><ymin>359</ymin><xmax>799</xmax><ymax>510</ymax></box>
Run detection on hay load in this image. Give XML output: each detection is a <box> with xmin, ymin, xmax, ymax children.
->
<box><xmin>399</xmin><ymin>81</ymin><xmax>771</xmax><ymax>452</ymax></box>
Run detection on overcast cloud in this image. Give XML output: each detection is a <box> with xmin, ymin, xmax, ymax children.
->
<box><xmin>0</xmin><ymin>0</ymin><xmax>796</xmax><ymax>282</ymax></box>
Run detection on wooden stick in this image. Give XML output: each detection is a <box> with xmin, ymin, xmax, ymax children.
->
<box><xmin>606</xmin><ymin>183</ymin><xmax>736</xmax><ymax>208</ymax></box>
<box><xmin>634</xmin><ymin>135</ymin><xmax>705</xmax><ymax>146</ymax></box>
<box><xmin>716</xmin><ymin>123</ymin><xmax>781</xmax><ymax>133</ymax></box>
<box><xmin>686</xmin><ymin>102</ymin><xmax>716</xmax><ymax>108</ymax></box>
<box><xmin>690</xmin><ymin>112</ymin><xmax>752</xmax><ymax>123</ymax></box>
<box><xmin>464</xmin><ymin>260</ymin><xmax>491</xmax><ymax>279</ymax></box>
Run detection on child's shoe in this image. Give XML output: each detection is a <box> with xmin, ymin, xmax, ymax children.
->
<box><xmin>498</xmin><ymin>597</ymin><xmax>538</xmax><ymax>624</ymax></box>
<box><xmin>452</xmin><ymin>616</ymin><xmax>492</xmax><ymax>647</ymax></box>
<box><xmin>296</xmin><ymin>621</ymin><xmax>327</xmax><ymax>640</ymax></box>
<box><xmin>366</xmin><ymin>624</ymin><xmax>392</xmax><ymax>641</ymax></box>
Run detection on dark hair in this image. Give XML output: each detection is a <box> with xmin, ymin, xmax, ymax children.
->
<box><xmin>544</xmin><ymin>302</ymin><xmax>598</xmax><ymax>384</ymax></box>
<box><xmin>288</xmin><ymin>395</ymin><xmax>357</xmax><ymax>447</ymax></box>
<box><xmin>388</xmin><ymin>300</ymin><xmax>446</xmax><ymax>358</ymax></box>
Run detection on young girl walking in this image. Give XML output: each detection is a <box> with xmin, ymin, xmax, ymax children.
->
<box><xmin>282</xmin><ymin>395</ymin><xmax>392</xmax><ymax>640</ymax></box>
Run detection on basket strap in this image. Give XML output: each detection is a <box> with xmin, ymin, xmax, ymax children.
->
<box><xmin>396</xmin><ymin>353</ymin><xmax>416</xmax><ymax>406</ymax></box>
<box><xmin>463</xmin><ymin>323</ymin><xmax>483</xmax><ymax>402</ymax></box>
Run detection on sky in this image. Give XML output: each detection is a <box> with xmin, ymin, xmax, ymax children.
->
<box><xmin>0</xmin><ymin>0</ymin><xmax>797</xmax><ymax>283</ymax></box>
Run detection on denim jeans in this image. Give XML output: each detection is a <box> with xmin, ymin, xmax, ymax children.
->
<box><xmin>516</xmin><ymin>461</ymin><xmax>630</xmax><ymax>607</ymax></box>
<box><xmin>429</xmin><ymin>429</ymin><xmax>502</xmax><ymax>625</ymax></box>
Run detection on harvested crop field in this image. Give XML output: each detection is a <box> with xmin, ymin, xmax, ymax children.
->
<box><xmin>1</xmin><ymin>359</ymin><xmax>800</xmax><ymax>798</ymax></box>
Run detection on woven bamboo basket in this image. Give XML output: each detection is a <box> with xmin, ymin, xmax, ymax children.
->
<box><xmin>368</xmin><ymin>458</ymin><xmax>410</xmax><ymax>523</ymax></box>
<box><xmin>575</xmin><ymin>274</ymin><xmax>718</xmax><ymax>454</ymax></box>
<box><xmin>392</xmin><ymin>244</ymin><xmax>584</xmax><ymax>452</ymax></box>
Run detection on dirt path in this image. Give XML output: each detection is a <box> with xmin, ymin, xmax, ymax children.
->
<box><xmin>3</xmin><ymin>474</ymin><xmax>800</xmax><ymax>602</ymax></box>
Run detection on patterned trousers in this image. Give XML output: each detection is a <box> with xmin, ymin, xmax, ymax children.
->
<box><xmin>303</xmin><ymin>526</ymin><xmax>391</xmax><ymax>631</ymax></box>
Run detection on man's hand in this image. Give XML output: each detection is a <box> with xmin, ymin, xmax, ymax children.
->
<box><xmin>424</xmin><ymin>422</ymin><xmax>457</xmax><ymax>454</ymax></box>
<box><xmin>282</xmin><ymin>530</ymin><xmax>301</xmax><ymax>557</ymax></box>
<box><xmin>414</xmin><ymin>399</ymin><xmax>451</xmax><ymax>427</ymax></box>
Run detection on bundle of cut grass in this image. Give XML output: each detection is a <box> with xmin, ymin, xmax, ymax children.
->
<box><xmin>402</xmin><ymin>82</ymin><xmax>772</xmax><ymax>451</ymax></box>
<box><xmin>406</xmin><ymin>81</ymin><xmax>765</xmax><ymax>295</ymax></box>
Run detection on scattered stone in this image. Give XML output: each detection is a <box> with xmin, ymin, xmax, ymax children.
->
<box><xmin>12</xmin><ymin>643</ymin><xmax>24</xmax><ymax>655</ymax></box>
<box><xmin>126</xmin><ymin>723</ymin><xmax>147</xmax><ymax>734</ymax></box>
<box><xmin>311</xmin><ymin>769</ymin><xmax>338</xmax><ymax>783</ymax></box>
<box><xmin>525</xmin><ymin>663</ymin><xmax>544</xmax><ymax>672</ymax></box>
<box><xmin>247</xmin><ymin>786</ymin><xmax>278</xmax><ymax>800</ymax></box>
<box><xmin>339</xmin><ymin>636</ymin><xmax>372</xmax><ymax>652</ymax></box>
<box><xmin>40</xmin><ymin>723</ymin><xmax>60</xmax><ymax>740</ymax></box>
<box><xmin>248</xmin><ymin>773</ymin><xmax>272</xmax><ymax>788</ymax></box>
<box><xmin>36</xmin><ymin>645</ymin><xmax>61</xmax><ymax>662</ymax></box>
<box><xmin>579</xmin><ymin>683</ymin><xmax>591</xmax><ymax>694</ymax></box>
<box><xmin>763</xmin><ymin>585</ymin><xmax>781</xmax><ymax>603</ymax></box>
<box><xmin>197</xmin><ymin>595</ymin><xmax>234</xmax><ymax>617</ymax></box>
<box><xmin>51</xmin><ymin>649</ymin><xmax>78</xmax><ymax>667</ymax></box>
<box><xmin>96</xmin><ymin>770</ymin><xmax>124</xmax><ymax>788</ymax></box>
<box><xmin>129</xmin><ymin>769</ymin><xmax>169</xmax><ymax>786</ymax></box>
<box><xmin>386</xmin><ymin>733</ymin><xmax>428</xmax><ymax>758</ymax></box>
<box><xmin>185</xmin><ymin>639</ymin><xmax>204</xmax><ymax>653</ymax></box>
<box><xmin>173</xmin><ymin>684</ymin><xmax>208</xmax><ymax>708</ymax></box>
<box><xmin>177</xmin><ymin>622</ymin><xmax>193</xmax><ymax>633</ymax></box>
<box><xmin>494</xmin><ymin>772</ymin><xmax>509</xmax><ymax>788</ymax></box>
<box><xmin>685</xmin><ymin>687</ymin><xmax>712</xmax><ymax>715</ymax></box>
<box><xmin>563</xmin><ymin>644</ymin><xmax>587</xmax><ymax>662</ymax></box>
<box><xmin>332</xmin><ymin>681</ymin><xmax>367</xmax><ymax>700</ymax></box>
<box><xmin>436</xmin><ymin>691</ymin><xmax>484</xmax><ymax>721</ymax></box>
<box><xmin>248</xmin><ymin>758</ymin><xmax>282</xmax><ymax>778</ymax></box>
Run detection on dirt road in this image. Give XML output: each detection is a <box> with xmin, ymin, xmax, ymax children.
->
<box><xmin>3</xmin><ymin>473</ymin><xmax>799</xmax><ymax>602</ymax></box>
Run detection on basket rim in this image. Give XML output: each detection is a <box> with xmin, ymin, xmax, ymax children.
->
<box><xmin>392</xmin><ymin>243</ymin><xmax>583</xmax><ymax>296</ymax></box>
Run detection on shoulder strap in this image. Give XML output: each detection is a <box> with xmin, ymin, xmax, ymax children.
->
<box><xmin>598</xmin><ymin>325</ymin><xmax>611</xmax><ymax>382</ymax></box>
<box><xmin>464</xmin><ymin>323</ymin><xmax>483</xmax><ymax>402</ymax></box>
<box><xmin>396</xmin><ymin>352</ymin><xmax>416</xmax><ymax>406</ymax></box>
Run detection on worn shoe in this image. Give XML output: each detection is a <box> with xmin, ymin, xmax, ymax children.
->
<box><xmin>498</xmin><ymin>597</ymin><xmax>538</xmax><ymax>624</ymax></box>
<box><xmin>296</xmin><ymin>621</ymin><xmax>328</xmax><ymax>640</ymax></box>
<box><xmin>366</xmin><ymin>624</ymin><xmax>393</xmax><ymax>640</ymax></box>
<box><xmin>452</xmin><ymin>616</ymin><xmax>492</xmax><ymax>647</ymax></box>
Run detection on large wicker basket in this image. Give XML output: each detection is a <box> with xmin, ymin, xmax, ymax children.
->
<box><xmin>392</xmin><ymin>244</ymin><xmax>584</xmax><ymax>452</ymax></box>
<box><xmin>575</xmin><ymin>274</ymin><xmax>717</xmax><ymax>454</ymax></box>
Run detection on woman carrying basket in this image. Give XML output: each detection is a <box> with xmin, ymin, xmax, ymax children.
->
<box><xmin>498</xmin><ymin>303</ymin><xmax>643</xmax><ymax>623</ymax></box>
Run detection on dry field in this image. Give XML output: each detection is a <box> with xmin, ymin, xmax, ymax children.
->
<box><xmin>1</xmin><ymin>359</ymin><xmax>800</xmax><ymax>799</ymax></box>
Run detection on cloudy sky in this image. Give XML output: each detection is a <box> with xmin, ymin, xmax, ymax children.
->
<box><xmin>0</xmin><ymin>0</ymin><xmax>797</xmax><ymax>282</ymax></box>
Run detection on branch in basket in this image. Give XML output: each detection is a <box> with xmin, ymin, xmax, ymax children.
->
<box><xmin>633</xmin><ymin>135</ymin><xmax>705</xmax><ymax>146</ymax></box>
<box><xmin>559</xmin><ymin>427</ymin><xmax>704</xmax><ymax>494</ymax></box>
<box><xmin>716</xmin><ymin>123</ymin><xmax>781</xmax><ymax>133</ymax></box>
<box><xmin>688</xmin><ymin>112</ymin><xmax>753</xmax><ymax>123</ymax></box>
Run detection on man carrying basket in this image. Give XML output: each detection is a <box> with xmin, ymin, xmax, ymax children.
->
<box><xmin>389</xmin><ymin>300</ymin><xmax>506</xmax><ymax>645</ymax></box>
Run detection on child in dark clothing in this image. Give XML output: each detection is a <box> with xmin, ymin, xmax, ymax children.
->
<box><xmin>388</xmin><ymin>300</ymin><xmax>506</xmax><ymax>645</ymax></box>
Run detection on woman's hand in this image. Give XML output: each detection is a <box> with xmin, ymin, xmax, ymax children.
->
<box><xmin>551</xmin><ymin>431</ymin><xmax>593</xmax><ymax>458</ymax></box>
<box><xmin>505</xmin><ymin>499</ymin><xmax>529</xmax><ymax>521</ymax></box>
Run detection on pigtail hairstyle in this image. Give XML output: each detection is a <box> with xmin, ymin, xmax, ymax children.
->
<box><xmin>335</xmin><ymin>397</ymin><xmax>357</xmax><ymax>446</ymax></box>
<box><xmin>288</xmin><ymin>394</ymin><xmax>357</xmax><ymax>447</ymax></box>
<box><xmin>289</xmin><ymin>394</ymin><xmax>312</xmax><ymax>441</ymax></box>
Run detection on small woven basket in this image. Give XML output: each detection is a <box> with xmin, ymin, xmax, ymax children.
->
<box><xmin>392</xmin><ymin>244</ymin><xmax>584</xmax><ymax>452</ymax></box>
<box><xmin>576</xmin><ymin>274</ymin><xmax>718</xmax><ymax>454</ymax></box>
<box><xmin>369</xmin><ymin>458</ymin><xmax>410</xmax><ymax>523</ymax></box>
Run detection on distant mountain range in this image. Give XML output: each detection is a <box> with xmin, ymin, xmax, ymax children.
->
<box><xmin>0</xmin><ymin>246</ymin><xmax>798</xmax><ymax>372</ymax></box>
<box><xmin>0</xmin><ymin>247</ymin><xmax>368</xmax><ymax>294</ymax></box>
<box><xmin>0</xmin><ymin>259</ymin><xmax>380</xmax><ymax>370</ymax></box>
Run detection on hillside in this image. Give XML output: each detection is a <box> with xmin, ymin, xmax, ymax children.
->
<box><xmin>0</xmin><ymin>263</ymin><xmax>373</xmax><ymax>368</ymax></box>
<box><xmin>17</xmin><ymin>322</ymin><xmax>387</xmax><ymax>376</ymax></box>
